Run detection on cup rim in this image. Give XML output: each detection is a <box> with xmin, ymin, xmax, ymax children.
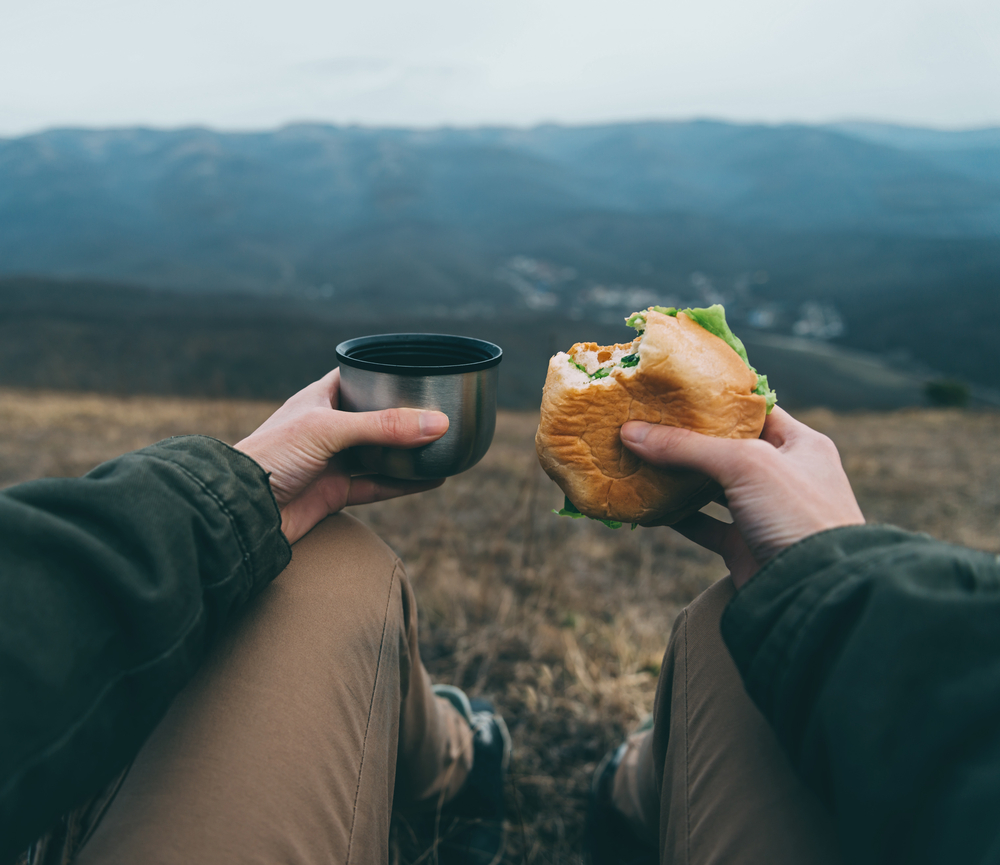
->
<box><xmin>335</xmin><ymin>333</ymin><xmax>503</xmax><ymax>376</ymax></box>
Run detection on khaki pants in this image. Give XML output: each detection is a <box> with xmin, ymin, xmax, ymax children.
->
<box><xmin>76</xmin><ymin>513</ymin><xmax>473</xmax><ymax>865</ymax></box>
<box><xmin>66</xmin><ymin>520</ymin><xmax>838</xmax><ymax>865</ymax></box>
<box><xmin>612</xmin><ymin>577</ymin><xmax>843</xmax><ymax>865</ymax></box>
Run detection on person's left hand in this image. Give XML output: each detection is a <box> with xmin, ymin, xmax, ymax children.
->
<box><xmin>236</xmin><ymin>368</ymin><xmax>449</xmax><ymax>544</ymax></box>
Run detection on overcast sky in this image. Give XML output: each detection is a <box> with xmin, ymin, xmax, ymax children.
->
<box><xmin>2</xmin><ymin>0</ymin><xmax>999</xmax><ymax>136</ymax></box>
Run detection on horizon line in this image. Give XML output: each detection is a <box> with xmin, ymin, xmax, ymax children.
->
<box><xmin>3</xmin><ymin>115</ymin><xmax>1000</xmax><ymax>140</ymax></box>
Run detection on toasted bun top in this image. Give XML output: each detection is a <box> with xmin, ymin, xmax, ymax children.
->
<box><xmin>535</xmin><ymin>309</ymin><xmax>767</xmax><ymax>525</ymax></box>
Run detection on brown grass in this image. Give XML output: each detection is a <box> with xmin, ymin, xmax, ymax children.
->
<box><xmin>3</xmin><ymin>387</ymin><xmax>1000</xmax><ymax>863</ymax></box>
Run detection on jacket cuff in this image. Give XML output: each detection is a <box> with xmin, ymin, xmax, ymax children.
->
<box><xmin>720</xmin><ymin>524</ymin><xmax>922</xmax><ymax>718</ymax></box>
<box><xmin>139</xmin><ymin>435</ymin><xmax>292</xmax><ymax>593</ymax></box>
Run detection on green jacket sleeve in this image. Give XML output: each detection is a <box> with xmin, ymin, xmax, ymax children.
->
<box><xmin>721</xmin><ymin>525</ymin><xmax>1000</xmax><ymax>865</ymax></box>
<box><xmin>0</xmin><ymin>435</ymin><xmax>291</xmax><ymax>861</ymax></box>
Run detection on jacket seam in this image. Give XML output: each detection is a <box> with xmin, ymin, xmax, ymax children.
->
<box><xmin>2</xmin><ymin>446</ymin><xmax>262</xmax><ymax>798</ymax></box>
<box><xmin>747</xmin><ymin>541</ymin><xmax>937</xmax><ymax>737</ymax></box>
<box><xmin>160</xmin><ymin>436</ymin><xmax>291</xmax><ymax>564</ymax></box>
<box><xmin>724</xmin><ymin>525</ymin><xmax>913</xmax><ymax>670</ymax></box>
<box><xmin>750</xmin><ymin>524</ymin><xmax>882</xmax><ymax>585</ymax></box>
<box><xmin>141</xmin><ymin>453</ymin><xmax>256</xmax><ymax>590</ymax></box>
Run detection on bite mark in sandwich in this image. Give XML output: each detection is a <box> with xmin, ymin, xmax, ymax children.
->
<box><xmin>536</xmin><ymin>304</ymin><xmax>776</xmax><ymax>528</ymax></box>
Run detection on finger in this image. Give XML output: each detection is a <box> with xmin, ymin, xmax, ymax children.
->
<box><xmin>322</xmin><ymin>367</ymin><xmax>341</xmax><ymax>408</ymax></box>
<box><xmin>346</xmin><ymin>475</ymin><xmax>446</xmax><ymax>506</ymax></box>
<box><xmin>277</xmin><ymin>368</ymin><xmax>342</xmax><ymax>412</ymax></box>
<box><xmin>301</xmin><ymin>367</ymin><xmax>340</xmax><ymax>408</ymax></box>
<box><xmin>620</xmin><ymin>421</ymin><xmax>767</xmax><ymax>488</ymax></box>
<box><xmin>319</xmin><ymin>407</ymin><xmax>450</xmax><ymax>454</ymax></box>
<box><xmin>759</xmin><ymin>405</ymin><xmax>804</xmax><ymax>448</ymax></box>
<box><xmin>668</xmin><ymin>511</ymin><xmax>735</xmax><ymax>556</ymax></box>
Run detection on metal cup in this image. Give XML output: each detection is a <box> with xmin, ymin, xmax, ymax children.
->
<box><xmin>335</xmin><ymin>333</ymin><xmax>502</xmax><ymax>479</ymax></box>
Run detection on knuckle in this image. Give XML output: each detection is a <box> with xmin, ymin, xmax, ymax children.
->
<box><xmin>377</xmin><ymin>409</ymin><xmax>411</xmax><ymax>441</ymax></box>
<box><xmin>815</xmin><ymin>432</ymin><xmax>839</xmax><ymax>455</ymax></box>
<box><xmin>734</xmin><ymin>437</ymin><xmax>768</xmax><ymax>461</ymax></box>
<box><xmin>303</xmin><ymin>406</ymin><xmax>329</xmax><ymax>431</ymax></box>
<box><xmin>641</xmin><ymin>424</ymin><xmax>686</xmax><ymax>454</ymax></box>
<box><xmin>658</xmin><ymin>423</ymin><xmax>692</xmax><ymax>444</ymax></box>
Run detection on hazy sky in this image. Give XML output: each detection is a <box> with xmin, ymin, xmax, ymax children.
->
<box><xmin>2</xmin><ymin>0</ymin><xmax>999</xmax><ymax>135</ymax></box>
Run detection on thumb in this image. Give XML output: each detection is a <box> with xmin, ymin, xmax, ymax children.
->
<box><xmin>620</xmin><ymin>421</ymin><xmax>768</xmax><ymax>488</ymax></box>
<box><xmin>321</xmin><ymin>407</ymin><xmax>450</xmax><ymax>454</ymax></box>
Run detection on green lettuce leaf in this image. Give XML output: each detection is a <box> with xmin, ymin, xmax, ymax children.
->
<box><xmin>680</xmin><ymin>304</ymin><xmax>750</xmax><ymax>366</ymax></box>
<box><xmin>754</xmin><ymin>373</ymin><xmax>777</xmax><ymax>412</ymax></box>
<box><xmin>625</xmin><ymin>306</ymin><xmax>676</xmax><ymax>331</ymax></box>
<box><xmin>553</xmin><ymin>496</ymin><xmax>632</xmax><ymax>530</ymax></box>
<box><xmin>567</xmin><ymin>357</ymin><xmax>622</xmax><ymax>380</ymax></box>
<box><xmin>625</xmin><ymin>303</ymin><xmax>777</xmax><ymax>413</ymax></box>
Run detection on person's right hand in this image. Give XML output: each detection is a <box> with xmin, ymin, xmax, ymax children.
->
<box><xmin>620</xmin><ymin>407</ymin><xmax>865</xmax><ymax>588</ymax></box>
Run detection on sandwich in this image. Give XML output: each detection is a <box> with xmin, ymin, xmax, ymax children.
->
<box><xmin>535</xmin><ymin>304</ymin><xmax>776</xmax><ymax>528</ymax></box>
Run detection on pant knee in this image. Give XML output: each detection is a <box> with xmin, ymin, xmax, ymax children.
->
<box><xmin>281</xmin><ymin>512</ymin><xmax>403</xmax><ymax>616</ymax></box>
<box><xmin>678</xmin><ymin>576</ymin><xmax>736</xmax><ymax>644</ymax></box>
<box><xmin>290</xmin><ymin>512</ymin><xmax>401</xmax><ymax>580</ymax></box>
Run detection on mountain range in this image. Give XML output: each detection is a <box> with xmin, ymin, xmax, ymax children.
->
<box><xmin>1</xmin><ymin>119</ymin><xmax>998</xmax><ymax>395</ymax></box>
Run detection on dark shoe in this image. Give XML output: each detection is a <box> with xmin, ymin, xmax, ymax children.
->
<box><xmin>403</xmin><ymin>685</ymin><xmax>511</xmax><ymax>865</ymax></box>
<box><xmin>587</xmin><ymin>720</ymin><xmax>658</xmax><ymax>865</ymax></box>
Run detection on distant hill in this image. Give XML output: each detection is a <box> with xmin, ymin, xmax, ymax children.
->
<box><xmin>3</xmin><ymin>275</ymin><xmax>996</xmax><ymax>412</ymax></box>
<box><xmin>829</xmin><ymin>122</ymin><xmax>1000</xmax><ymax>175</ymax></box>
<box><xmin>1</xmin><ymin>120</ymin><xmax>999</xmax><ymax>392</ymax></box>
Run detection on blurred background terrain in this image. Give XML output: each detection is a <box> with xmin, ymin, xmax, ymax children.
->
<box><xmin>3</xmin><ymin>389</ymin><xmax>999</xmax><ymax>862</ymax></box>
<box><xmin>2</xmin><ymin>120</ymin><xmax>999</xmax><ymax>410</ymax></box>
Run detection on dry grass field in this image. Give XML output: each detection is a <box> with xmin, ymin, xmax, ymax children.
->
<box><xmin>3</xmin><ymin>387</ymin><xmax>1000</xmax><ymax>863</ymax></box>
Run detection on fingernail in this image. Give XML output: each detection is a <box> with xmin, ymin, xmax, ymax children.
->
<box><xmin>419</xmin><ymin>411</ymin><xmax>449</xmax><ymax>436</ymax></box>
<box><xmin>621</xmin><ymin>421</ymin><xmax>650</xmax><ymax>443</ymax></box>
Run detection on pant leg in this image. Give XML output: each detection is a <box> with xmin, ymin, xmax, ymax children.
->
<box><xmin>75</xmin><ymin>512</ymin><xmax>472</xmax><ymax>865</ymax></box>
<box><xmin>612</xmin><ymin>577</ymin><xmax>843</xmax><ymax>865</ymax></box>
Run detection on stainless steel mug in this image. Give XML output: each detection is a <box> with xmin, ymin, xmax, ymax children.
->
<box><xmin>335</xmin><ymin>333</ymin><xmax>503</xmax><ymax>479</ymax></box>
